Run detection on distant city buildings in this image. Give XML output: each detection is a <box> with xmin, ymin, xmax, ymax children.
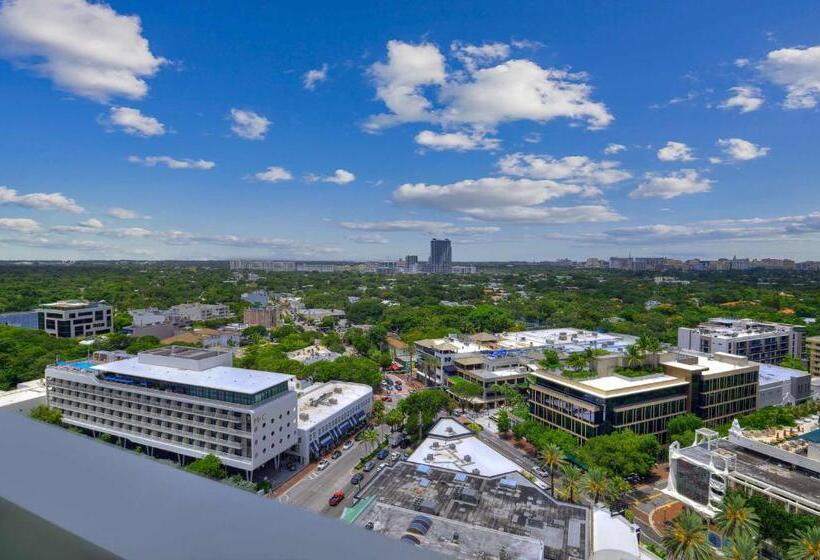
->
<box><xmin>168</xmin><ymin>302</ymin><xmax>233</xmax><ymax>322</ymax></box>
<box><xmin>428</xmin><ymin>238</ymin><xmax>452</xmax><ymax>274</ymax></box>
<box><xmin>36</xmin><ymin>300</ymin><xmax>112</xmax><ymax>338</ymax></box>
<box><xmin>46</xmin><ymin>347</ymin><xmax>298</xmax><ymax>477</ymax></box>
<box><xmin>677</xmin><ymin>318</ymin><xmax>805</xmax><ymax>364</ymax></box>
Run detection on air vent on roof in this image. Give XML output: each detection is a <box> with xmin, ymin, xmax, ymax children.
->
<box><xmin>471</xmin><ymin>468</ymin><xmax>480</xmax><ymax>475</ymax></box>
<box><xmin>426</xmin><ymin>454</ymin><xmax>434</xmax><ymax>461</ymax></box>
<box><xmin>431</xmin><ymin>441</ymin><xmax>439</xmax><ymax>448</ymax></box>
<box><xmin>299</xmin><ymin>413</ymin><xmax>309</xmax><ymax>421</ymax></box>
<box><xmin>463</xmin><ymin>454</ymin><xmax>471</xmax><ymax>462</ymax></box>
<box><xmin>334</xmin><ymin>386</ymin><xmax>342</xmax><ymax>393</ymax></box>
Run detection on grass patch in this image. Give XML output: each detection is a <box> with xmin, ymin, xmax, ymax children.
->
<box><xmin>560</xmin><ymin>369</ymin><xmax>597</xmax><ymax>380</ymax></box>
<box><xmin>614</xmin><ymin>366</ymin><xmax>663</xmax><ymax>378</ymax></box>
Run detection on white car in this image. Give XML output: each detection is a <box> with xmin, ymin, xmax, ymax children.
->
<box><xmin>377</xmin><ymin>463</ymin><xmax>387</xmax><ymax>471</ymax></box>
<box><xmin>317</xmin><ymin>459</ymin><xmax>329</xmax><ymax>471</ymax></box>
<box><xmin>343</xmin><ymin>440</ymin><xmax>354</xmax><ymax>450</ymax></box>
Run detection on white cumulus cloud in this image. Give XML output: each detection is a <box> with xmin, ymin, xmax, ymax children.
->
<box><xmin>0</xmin><ymin>0</ymin><xmax>165</xmax><ymax>102</ymax></box>
<box><xmin>128</xmin><ymin>155</ymin><xmax>215</xmax><ymax>170</ymax></box>
<box><xmin>107</xmin><ymin>207</ymin><xmax>141</xmax><ymax>219</ymax></box>
<box><xmin>307</xmin><ymin>169</ymin><xmax>355</xmax><ymax>184</ymax></box>
<box><xmin>719</xmin><ymin>86</ymin><xmax>764</xmax><ymax>113</ymax></box>
<box><xmin>759</xmin><ymin>45</ymin><xmax>820</xmax><ymax>109</ymax></box>
<box><xmin>79</xmin><ymin>218</ymin><xmax>104</xmax><ymax>228</ymax></box>
<box><xmin>0</xmin><ymin>217</ymin><xmax>40</xmax><ymax>233</ymax></box>
<box><xmin>657</xmin><ymin>141</ymin><xmax>695</xmax><ymax>162</ymax></box>
<box><xmin>303</xmin><ymin>64</ymin><xmax>328</xmax><ymax>90</ymax></box>
<box><xmin>0</xmin><ymin>185</ymin><xmax>84</xmax><ymax>213</ymax></box>
<box><xmin>339</xmin><ymin>220</ymin><xmax>500</xmax><ymax>235</ymax></box>
<box><xmin>347</xmin><ymin>233</ymin><xmax>389</xmax><ymax>244</ymax></box>
<box><xmin>603</xmin><ymin>143</ymin><xmax>626</xmax><ymax>155</ymax></box>
<box><xmin>253</xmin><ymin>166</ymin><xmax>293</xmax><ymax>183</ymax></box>
<box><xmin>497</xmin><ymin>153</ymin><xmax>631</xmax><ymax>185</ymax></box>
<box><xmin>105</xmin><ymin>106</ymin><xmax>165</xmax><ymax>136</ymax></box>
<box><xmin>630</xmin><ymin>169</ymin><xmax>713</xmax><ymax>199</ymax></box>
<box><xmin>414</xmin><ymin>130</ymin><xmax>500</xmax><ymax>152</ymax></box>
<box><xmin>364</xmin><ymin>40</ymin><xmax>612</xmax><ymax>133</ymax></box>
<box><xmin>717</xmin><ymin>138</ymin><xmax>769</xmax><ymax>161</ymax></box>
<box><xmin>229</xmin><ymin>109</ymin><xmax>271</xmax><ymax>140</ymax></box>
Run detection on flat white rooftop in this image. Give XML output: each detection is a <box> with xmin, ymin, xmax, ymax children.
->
<box><xmin>92</xmin><ymin>358</ymin><xmax>291</xmax><ymax>394</ymax></box>
<box><xmin>662</xmin><ymin>354</ymin><xmax>749</xmax><ymax>376</ymax></box>
<box><xmin>0</xmin><ymin>379</ymin><xmax>46</xmax><ymax>408</ymax></box>
<box><xmin>408</xmin><ymin>418</ymin><xmax>519</xmax><ymax>477</ymax></box>
<box><xmin>581</xmin><ymin>374</ymin><xmax>683</xmax><ymax>392</ymax></box>
<box><xmin>427</xmin><ymin>417</ymin><xmax>471</xmax><ymax>438</ymax></box>
<box><xmin>297</xmin><ymin>381</ymin><xmax>372</xmax><ymax>430</ymax></box>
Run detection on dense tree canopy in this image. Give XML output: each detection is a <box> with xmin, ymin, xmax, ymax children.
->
<box><xmin>578</xmin><ymin>430</ymin><xmax>660</xmax><ymax>478</ymax></box>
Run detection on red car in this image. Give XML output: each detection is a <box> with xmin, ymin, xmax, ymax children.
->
<box><xmin>328</xmin><ymin>490</ymin><xmax>345</xmax><ymax>507</ymax></box>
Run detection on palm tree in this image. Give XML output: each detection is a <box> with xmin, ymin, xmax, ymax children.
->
<box><xmin>714</xmin><ymin>494</ymin><xmax>760</xmax><ymax>542</ymax></box>
<box><xmin>625</xmin><ymin>343</ymin><xmax>646</xmax><ymax>370</ymax></box>
<box><xmin>566</xmin><ymin>352</ymin><xmax>588</xmax><ymax>371</ymax></box>
<box><xmin>361</xmin><ymin>428</ymin><xmax>379</xmax><ymax>453</ymax></box>
<box><xmin>663</xmin><ymin>509</ymin><xmax>716</xmax><ymax>560</ymax></box>
<box><xmin>724</xmin><ymin>534</ymin><xmax>759</xmax><ymax>560</ymax></box>
<box><xmin>582</xmin><ymin>467</ymin><xmax>609</xmax><ymax>504</ymax></box>
<box><xmin>640</xmin><ymin>336</ymin><xmax>662</xmax><ymax>368</ymax></box>
<box><xmin>541</xmin><ymin>443</ymin><xmax>565</xmax><ymax>497</ymax></box>
<box><xmin>785</xmin><ymin>525</ymin><xmax>820</xmax><ymax>560</ymax></box>
<box><xmin>559</xmin><ymin>464</ymin><xmax>583</xmax><ymax>503</ymax></box>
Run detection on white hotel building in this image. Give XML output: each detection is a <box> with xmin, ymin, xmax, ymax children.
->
<box><xmin>295</xmin><ymin>381</ymin><xmax>372</xmax><ymax>463</ymax></box>
<box><xmin>45</xmin><ymin>347</ymin><xmax>297</xmax><ymax>477</ymax></box>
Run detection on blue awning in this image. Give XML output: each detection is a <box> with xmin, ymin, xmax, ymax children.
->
<box><xmin>338</xmin><ymin>419</ymin><xmax>352</xmax><ymax>434</ymax></box>
<box><xmin>318</xmin><ymin>432</ymin><xmax>335</xmax><ymax>447</ymax></box>
<box><xmin>353</xmin><ymin>411</ymin><xmax>366</xmax><ymax>424</ymax></box>
<box><xmin>310</xmin><ymin>442</ymin><xmax>320</xmax><ymax>456</ymax></box>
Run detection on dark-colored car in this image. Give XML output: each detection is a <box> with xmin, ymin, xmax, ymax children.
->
<box><xmin>328</xmin><ymin>490</ymin><xmax>345</xmax><ymax>506</ymax></box>
<box><xmin>331</xmin><ymin>450</ymin><xmax>342</xmax><ymax>460</ymax></box>
<box><xmin>363</xmin><ymin>461</ymin><xmax>375</xmax><ymax>472</ymax></box>
<box><xmin>376</xmin><ymin>448</ymin><xmax>389</xmax><ymax>460</ymax></box>
<box><xmin>350</xmin><ymin>473</ymin><xmax>364</xmax><ymax>485</ymax></box>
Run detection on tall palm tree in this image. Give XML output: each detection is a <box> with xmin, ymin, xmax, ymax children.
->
<box><xmin>639</xmin><ymin>335</ymin><xmax>662</xmax><ymax>368</ymax></box>
<box><xmin>785</xmin><ymin>525</ymin><xmax>820</xmax><ymax>560</ymax></box>
<box><xmin>559</xmin><ymin>464</ymin><xmax>583</xmax><ymax>503</ymax></box>
<box><xmin>582</xmin><ymin>466</ymin><xmax>609</xmax><ymax>504</ymax></box>
<box><xmin>541</xmin><ymin>443</ymin><xmax>565</xmax><ymax>497</ymax></box>
<box><xmin>361</xmin><ymin>428</ymin><xmax>379</xmax><ymax>453</ymax></box>
<box><xmin>714</xmin><ymin>494</ymin><xmax>760</xmax><ymax>542</ymax></box>
<box><xmin>663</xmin><ymin>509</ymin><xmax>716</xmax><ymax>560</ymax></box>
<box><xmin>724</xmin><ymin>534</ymin><xmax>759</xmax><ymax>560</ymax></box>
<box><xmin>625</xmin><ymin>343</ymin><xmax>646</xmax><ymax>370</ymax></box>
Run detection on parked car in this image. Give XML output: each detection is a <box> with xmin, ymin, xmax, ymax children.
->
<box><xmin>400</xmin><ymin>452</ymin><xmax>410</xmax><ymax>461</ymax></box>
<box><xmin>317</xmin><ymin>459</ymin><xmax>329</xmax><ymax>471</ymax></box>
<box><xmin>381</xmin><ymin>396</ymin><xmax>392</xmax><ymax>402</ymax></box>
<box><xmin>395</xmin><ymin>383</ymin><xmax>403</xmax><ymax>391</ymax></box>
<box><xmin>328</xmin><ymin>490</ymin><xmax>345</xmax><ymax>506</ymax></box>
<box><xmin>350</xmin><ymin>473</ymin><xmax>364</xmax><ymax>485</ymax></box>
<box><xmin>343</xmin><ymin>440</ymin><xmax>354</xmax><ymax>450</ymax></box>
<box><xmin>331</xmin><ymin>450</ymin><xmax>342</xmax><ymax>460</ymax></box>
<box><xmin>376</xmin><ymin>448</ymin><xmax>389</xmax><ymax>460</ymax></box>
<box><xmin>377</xmin><ymin>463</ymin><xmax>387</xmax><ymax>471</ymax></box>
<box><xmin>390</xmin><ymin>451</ymin><xmax>400</xmax><ymax>462</ymax></box>
<box><xmin>363</xmin><ymin>461</ymin><xmax>375</xmax><ymax>472</ymax></box>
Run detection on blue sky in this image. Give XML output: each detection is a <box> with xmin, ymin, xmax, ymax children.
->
<box><xmin>0</xmin><ymin>0</ymin><xmax>818</xmax><ymax>261</ymax></box>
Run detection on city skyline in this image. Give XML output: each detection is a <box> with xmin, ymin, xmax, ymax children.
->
<box><xmin>0</xmin><ymin>1</ymin><xmax>819</xmax><ymax>261</ymax></box>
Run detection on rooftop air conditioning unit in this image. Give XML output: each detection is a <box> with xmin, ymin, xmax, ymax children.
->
<box><xmin>299</xmin><ymin>413</ymin><xmax>309</xmax><ymax>421</ymax></box>
<box><xmin>328</xmin><ymin>398</ymin><xmax>338</xmax><ymax>405</ymax></box>
<box><xmin>334</xmin><ymin>386</ymin><xmax>343</xmax><ymax>393</ymax></box>
<box><xmin>463</xmin><ymin>455</ymin><xmax>471</xmax><ymax>462</ymax></box>
<box><xmin>426</xmin><ymin>454</ymin><xmax>434</xmax><ymax>461</ymax></box>
<box><xmin>431</xmin><ymin>441</ymin><xmax>440</xmax><ymax>448</ymax></box>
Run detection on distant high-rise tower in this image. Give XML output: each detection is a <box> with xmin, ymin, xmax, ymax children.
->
<box><xmin>428</xmin><ymin>238</ymin><xmax>452</xmax><ymax>273</ymax></box>
<box><xmin>405</xmin><ymin>255</ymin><xmax>418</xmax><ymax>266</ymax></box>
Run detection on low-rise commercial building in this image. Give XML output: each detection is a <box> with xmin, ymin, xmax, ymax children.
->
<box><xmin>0</xmin><ymin>310</ymin><xmax>38</xmax><ymax>329</ymax></box>
<box><xmin>45</xmin><ymin>346</ymin><xmax>297</xmax><ymax>476</ymax></box>
<box><xmin>449</xmin><ymin>352</ymin><xmax>535</xmax><ymax>409</ymax></box>
<box><xmin>36</xmin><ymin>300</ymin><xmax>112</xmax><ymax>338</ymax></box>
<box><xmin>757</xmin><ymin>363</ymin><xmax>812</xmax><ymax>408</ymax></box>
<box><xmin>665</xmin><ymin>421</ymin><xmax>820</xmax><ymax>518</ymax></box>
<box><xmin>677</xmin><ymin>318</ymin><xmax>805</xmax><ymax>364</ymax></box>
<box><xmin>296</xmin><ymin>381</ymin><xmax>372</xmax><ymax>462</ymax></box>
<box><xmin>0</xmin><ymin>379</ymin><xmax>46</xmax><ymax>414</ymax></box>
<box><xmin>168</xmin><ymin>303</ymin><xmax>233</xmax><ymax>322</ymax></box>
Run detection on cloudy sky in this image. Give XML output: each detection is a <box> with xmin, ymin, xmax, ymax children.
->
<box><xmin>0</xmin><ymin>0</ymin><xmax>818</xmax><ymax>261</ymax></box>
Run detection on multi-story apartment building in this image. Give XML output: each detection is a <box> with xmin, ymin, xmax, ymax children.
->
<box><xmin>678</xmin><ymin>318</ymin><xmax>805</xmax><ymax>364</ymax></box>
<box><xmin>36</xmin><ymin>300</ymin><xmax>112</xmax><ymax>338</ymax></box>
<box><xmin>808</xmin><ymin>336</ymin><xmax>820</xmax><ymax>376</ymax></box>
<box><xmin>529</xmin><ymin>369</ymin><xmax>690</xmax><ymax>442</ymax></box>
<box><xmin>660</xmin><ymin>352</ymin><xmax>759</xmax><ymax>426</ymax></box>
<box><xmin>45</xmin><ymin>347</ymin><xmax>297</xmax><ymax>477</ymax></box>
<box><xmin>168</xmin><ymin>303</ymin><xmax>233</xmax><ymax>322</ymax></box>
<box><xmin>428</xmin><ymin>238</ymin><xmax>452</xmax><ymax>273</ymax></box>
<box><xmin>243</xmin><ymin>306</ymin><xmax>280</xmax><ymax>329</ymax></box>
